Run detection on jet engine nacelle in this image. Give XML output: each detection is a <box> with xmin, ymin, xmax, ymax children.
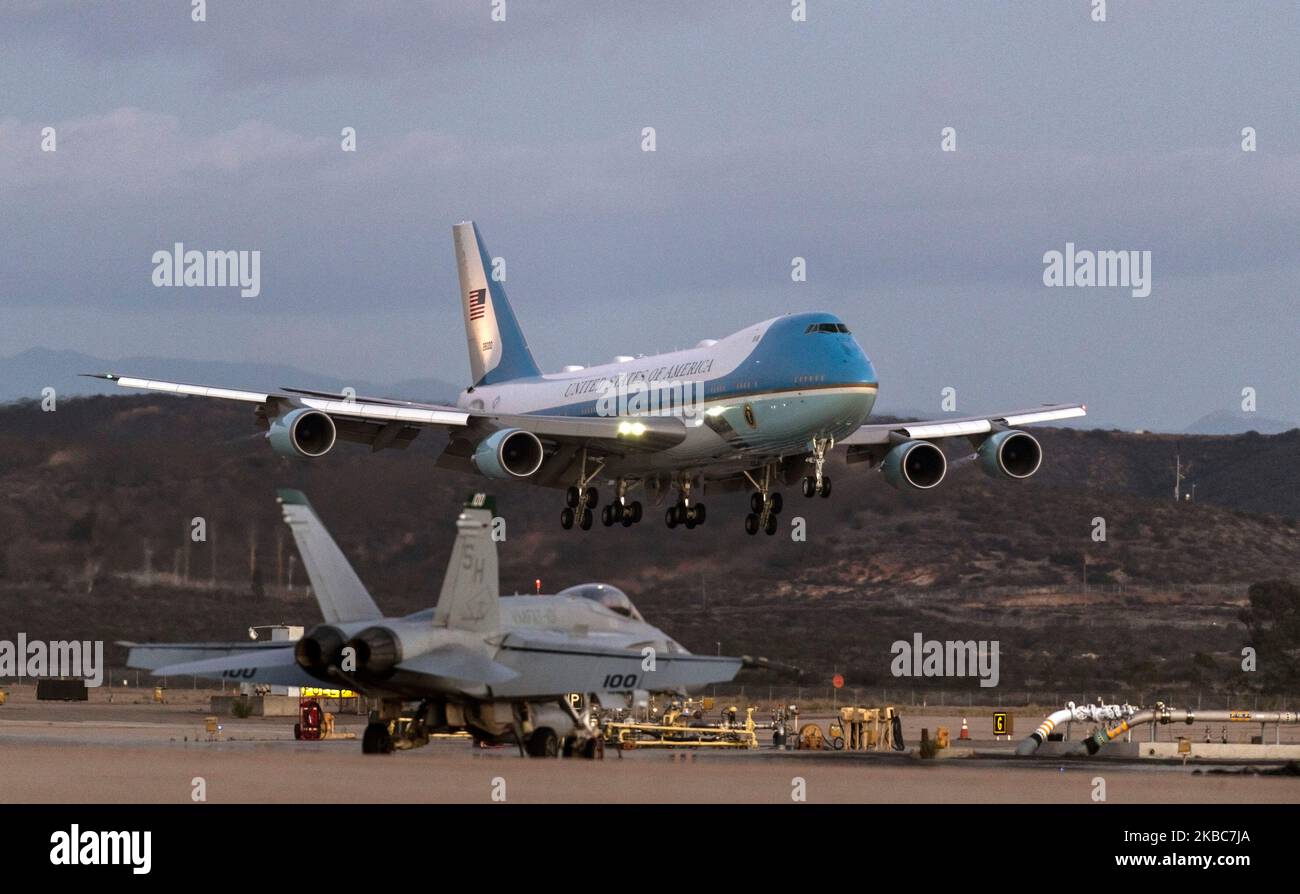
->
<box><xmin>472</xmin><ymin>427</ymin><xmax>545</xmax><ymax>479</ymax></box>
<box><xmin>268</xmin><ymin>408</ymin><xmax>338</xmax><ymax>458</ymax></box>
<box><xmin>978</xmin><ymin>430</ymin><xmax>1042</xmax><ymax>480</ymax></box>
<box><xmin>293</xmin><ymin>622</ymin><xmax>372</xmax><ymax>675</ymax></box>
<box><xmin>346</xmin><ymin>620</ymin><xmax>441</xmax><ymax>677</ymax></box>
<box><xmin>881</xmin><ymin>439</ymin><xmax>947</xmax><ymax>490</ymax></box>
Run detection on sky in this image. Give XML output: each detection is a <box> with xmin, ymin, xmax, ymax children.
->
<box><xmin>1</xmin><ymin>1</ymin><xmax>1297</xmax><ymax>430</ymax></box>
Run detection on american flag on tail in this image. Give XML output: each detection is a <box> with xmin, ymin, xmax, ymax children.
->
<box><xmin>468</xmin><ymin>288</ymin><xmax>487</xmax><ymax>321</ymax></box>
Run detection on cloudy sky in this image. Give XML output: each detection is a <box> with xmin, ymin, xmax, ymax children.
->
<box><xmin>1</xmin><ymin>1</ymin><xmax>1296</xmax><ymax>429</ymax></box>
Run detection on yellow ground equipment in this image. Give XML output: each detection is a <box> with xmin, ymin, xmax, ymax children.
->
<box><xmin>798</xmin><ymin>706</ymin><xmax>904</xmax><ymax>751</ymax></box>
<box><xmin>604</xmin><ymin>702</ymin><xmax>759</xmax><ymax>749</ymax></box>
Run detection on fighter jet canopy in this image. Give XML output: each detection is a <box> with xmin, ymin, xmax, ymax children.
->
<box><xmin>557</xmin><ymin>583</ymin><xmax>644</xmax><ymax>621</ymax></box>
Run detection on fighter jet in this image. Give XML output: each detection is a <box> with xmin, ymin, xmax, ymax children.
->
<box><xmin>124</xmin><ymin>491</ymin><xmax>743</xmax><ymax>755</ymax></box>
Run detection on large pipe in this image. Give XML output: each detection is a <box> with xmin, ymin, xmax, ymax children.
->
<box><xmin>1018</xmin><ymin>701</ymin><xmax>1300</xmax><ymax>756</ymax></box>
<box><xmin>1015</xmin><ymin>701</ymin><xmax>1139</xmax><ymax>756</ymax></box>
<box><xmin>1081</xmin><ymin>706</ymin><xmax>1299</xmax><ymax>755</ymax></box>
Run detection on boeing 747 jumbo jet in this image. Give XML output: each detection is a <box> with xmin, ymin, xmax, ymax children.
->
<box><xmin>87</xmin><ymin>222</ymin><xmax>1085</xmax><ymax>536</ymax></box>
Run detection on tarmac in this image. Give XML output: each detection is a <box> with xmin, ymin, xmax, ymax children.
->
<box><xmin>2</xmin><ymin>688</ymin><xmax>1299</xmax><ymax>804</ymax></box>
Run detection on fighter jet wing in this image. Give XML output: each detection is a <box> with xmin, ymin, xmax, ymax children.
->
<box><xmin>123</xmin><ymin>641</ymin><xmax>319</xmax><ymax>687</ymax></box>
<box><xmin>82</xmin><ymin>374</ymin><xmax>685</xmax><ymax>455</ymax></box>
<box><xmin>840</xmin><ymin>403</ymin><xmax>1086</xmax><ymax>446</ymax></box>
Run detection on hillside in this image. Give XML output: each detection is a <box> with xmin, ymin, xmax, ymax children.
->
<box><xmin>1</xmin><ymin>395</ymin><xmax>1297</xmax><ymax>697</ymax></box>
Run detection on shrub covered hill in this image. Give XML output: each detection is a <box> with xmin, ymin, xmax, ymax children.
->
<box><xmin>2</xmin><ymin>395</ymin><xmax>1297</xmax><ymax>696</ymax></box>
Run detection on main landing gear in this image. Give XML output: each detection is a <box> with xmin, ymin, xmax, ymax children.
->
<box><xmin>801</xmin><ymin>437</ymin><xmax>833</xmax><ymax>498</ymax></box>
<box><xmin>664</xmin><ymin>476</ymin><xmax>706</xmax><ymax>530</ymax></box>
<box><xmin>742</xmin><ymin>464</ymin><xmax>781</xmax><ymax>536</ymax></box>
<box><xmin>560</xmin><ymin>448</ymin><xmax>604</xmax><ymax>531</ymax></box>
<box><xmin>601</xmin><ymin>478</ymin><xmax>643</xmax><ymax>527</ymax></box>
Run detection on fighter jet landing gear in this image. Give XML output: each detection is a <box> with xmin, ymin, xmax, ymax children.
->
<box><xmin>560</xmin><ymin>448</ymin><xmax>604</xmax><ymax>531</ymax></box>
<box><xmin>664</xmin><ymin>477</ymin><xmax>706</xmax><ymax>529</ymax></box>
<box><xmin>801</xmin><ymin>438</ymin><xmax>833</xmax><ymax>498</ymax></box>
<box><xmin>743</xmin><ymin>465</ymin><xmax>782</xmax><ymax>536</ymax></box>
<box><xmin>601</xmin><ymin>479</ymin><xmax>644</xmax><ymax>527</ymax></box>
<box><xmin>362</xmin><ymin>711</ymin><xmax>395</xmax><ymax>755</ymax></box>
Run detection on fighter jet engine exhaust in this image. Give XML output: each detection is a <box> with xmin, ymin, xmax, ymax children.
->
<box><xmin>978</xmin><ymin>430</ymin><xmax>1042</xmax><ymax>479</ymax></box>
<box><xmin>881</xmin><ymin>439</ymin><xmax>947</xmax><ymax>490</ymax></box>
<box><xmin>472</xmin><ymin>428</ymin><xmax>545</xmax><ymax>479</ymax></box>
<box><xmin>267</xmin><ymin>408</ymin><xmax>338</xmax><ymax>458</ymax></box>
<box><xmin>293</xmin><ymin>624</ymin><xmax>348</xmax><ymax>673</ymax></box>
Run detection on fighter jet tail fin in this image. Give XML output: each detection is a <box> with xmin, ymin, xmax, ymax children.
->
<box><xmin>432</xmin><ymin>495</ymin><xmax>500</xmax><ymax>633</ymax></box>
<box><xmin>276</xmin><ymin>489</ymin><xmax>383</xmax><ymax>625</ymax></box>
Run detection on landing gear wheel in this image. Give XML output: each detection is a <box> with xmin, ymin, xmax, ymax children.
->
<box><xmin>666</xmin><ymin>507</ymin><xmax>678</xmax><ymax>528</ymax></box>
<box><xmin>601</xmin><ymin>505</ymin><xmax>614</xmax><ymax>526</ymax></box>
<box><xmin>769</xmin><ymin>492</ymin><xmax>783</xmax><ymax>514</ymax></box>
<box><xmin>578</xmin><ymin>508</ymin><xmax>593</xmax><ymax>530</ymax></box>
<box><xmin>819</xmin><ymin>477</ymin><xmax>832</xmax><ymax>498</ymax></box>
<box><xmin>764</xmin><ymin>513</ymin><xmax>779</xmax><ymax>536</ymax></box>
<box><xmin>566</xmin><ymin>485</ymin><xmax>580</xmax><ymax>508</ymax></box>
<box><xmin>693</xmin><ymin>503</ymin><xmax>706</xmax><ymax>525</ymax></box>
<box><xmin>582</xmin><ymin>737</ymin><xmax>605</xmax><ymax>760</ymax></box>
<box><xmin>621</xmin><ymin>512</ymin><xmax>634</xmax><ymax>527</ymax></box>
<box><xmin>362</xmin><ymin>721</ymin><xmax>394</xmax><ymax>754</ymax></box>
<box><xmin>684</xmin><ymin>508</ymin><xmax>697</xmax><ymax>529</ymax></box>
<box><xmin>750</xmin><ymin>492</ymin><xmax>764</xmax><ymax>514</ymax></box>
<box><xmin>745</xmin><ymin>513</ymin><xmax>760</xmax><ymax>535</ymax></box>
<box><xmin>293</xmin><ymin>723</ymin><xmax>302</xmax><ymax>740</ymax></box>
<box><xmin>802</xmin><ymin>476</ymin><xmax>817</xmax><ymax>498</ymax></box>
<box><xmin>630</xmin><ymin>501</ymin><xmax>643</xmax><ymax>523</ymax></box>
<box><xmin>584</xmin><ymin>487</ymin><xmax>599</xmax><ymax>508</ymax></box>
<box><xmin>525</xmin><ymin>728</ymin><xmax>560</xmax><ymax>758</ymax></box>
<box><xmin>560</xmin><ymin>507</ymin><xmax>575</xmax><ymax>529</ymax></box>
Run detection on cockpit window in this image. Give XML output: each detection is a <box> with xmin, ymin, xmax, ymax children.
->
<box><xmin>805</xmin><ymin>323</ymin><xmax>850</xmax><ymax>334</ymax></box>
<box><xmin>557</xmin><ymin>583</ymin><xmax>644</xmax><ymax>621</ymax></box>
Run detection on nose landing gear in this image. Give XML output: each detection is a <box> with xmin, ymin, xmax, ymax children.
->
<box><xmin>801</xmin><ymin>438</ymin><xmax>833</xmax><ymax>498</ymax></box>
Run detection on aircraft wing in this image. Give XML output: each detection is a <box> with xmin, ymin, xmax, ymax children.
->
<box><xmin>122</xmin><ymin>640</ymin><xmax>320</xmax><ymax>687</ymax></box>
<box><xmin>82</xmin><ymin>373</ymin><xmax>685</xmax><ymax>455</ymax></box>
<box><xmin>839</xmin><ymin>403</ymin><xmax>1087</xmax><ymax>446</ymax></box>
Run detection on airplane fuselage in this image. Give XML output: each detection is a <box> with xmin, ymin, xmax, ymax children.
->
<box><xmin>456</xmin><ymin>311</ymin><xmax>878</xmax><ymax>476</ymax></box>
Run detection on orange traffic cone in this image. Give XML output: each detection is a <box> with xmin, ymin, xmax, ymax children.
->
<box><xmin>959</xmin><ymin>718</ymin><xmax>971</xmax><ymax>740</ymax></box>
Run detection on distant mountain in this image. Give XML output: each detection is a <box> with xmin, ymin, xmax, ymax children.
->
<box><xmin>0</xmin><ymin>348</ymin><xmax>460</xmax><ymax>405</ymax></box>
<box><xmin>1184</xmin><ymin>409</ymin><xmax>1296</xmax><ymax>436</ymax></box>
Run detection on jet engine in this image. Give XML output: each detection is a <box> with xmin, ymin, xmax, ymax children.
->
<box><xmin>268</xmin><ymin>408</ymin><xmax>337</xmax><ymax>458</ymax></box>
<box><xmin>881</xmin><ymin>439</ymin><xmax>947</xmax><ymax>490</ymax></box>
<box><xmin>346</xmin><ymin>621</ymin><xmax>441</xmax><ymax>677</ymax></box>
<box><xmin>978</xmin><ymin>430</ymin><xmax>1042</xmax><ymax>480</ymax></box>
<box><xmin>472</xmin><ymin>428</ymin><xmax>545</xmax><ymax>479</ymax></box>
<box><xmin>293</xmin><ymin>624</ymin><xmax>349</xmax><ymax>674</ymax></box>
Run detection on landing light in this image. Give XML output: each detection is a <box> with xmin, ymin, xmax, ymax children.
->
<box><xmin>617</xmin><ymin>420</ymin><xmax>647</xmax><ymax>437</ymax></box>
<box><xmin>705</xmin><ymin>406</ymin><xmax>727</xmax><ymax>417</ymax></box>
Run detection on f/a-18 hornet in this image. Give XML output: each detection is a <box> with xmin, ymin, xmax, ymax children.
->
<box><xmin>124</xmin><ymin>492</ymin><xmax>744</xmax><ymax>755</ymax></box>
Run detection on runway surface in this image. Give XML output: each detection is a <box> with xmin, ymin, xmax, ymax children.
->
<box><xmin>2</xmin><ymin>689</ymin><xmax>1298</xmax><ymax>804</ymax></box>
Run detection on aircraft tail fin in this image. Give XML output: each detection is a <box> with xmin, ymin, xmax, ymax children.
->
<box><xmin>276</xmin><ymin>490</ymin><xmax>383</xmax><ymax>624</ymax></box>
<box><xmin>432</xmin><ymin>494</ymin><xmax>500</xmax><ymax>634</ymax></box>
<box><xmin>453</xmin><ymin>220</ymin><xmax>541</xmax><ymax>387</ymax></box>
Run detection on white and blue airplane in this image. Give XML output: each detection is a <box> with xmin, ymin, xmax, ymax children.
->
<box><xmin>87</xmin><ymin>221</ymin><xmax>1085</xmax><ymax>535</ymax></box>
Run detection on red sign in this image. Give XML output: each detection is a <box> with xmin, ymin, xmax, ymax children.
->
<box><xmin>832</xmin><ymin>674</ymin><xmax>844</xmax><ymax>689</ymax></box>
